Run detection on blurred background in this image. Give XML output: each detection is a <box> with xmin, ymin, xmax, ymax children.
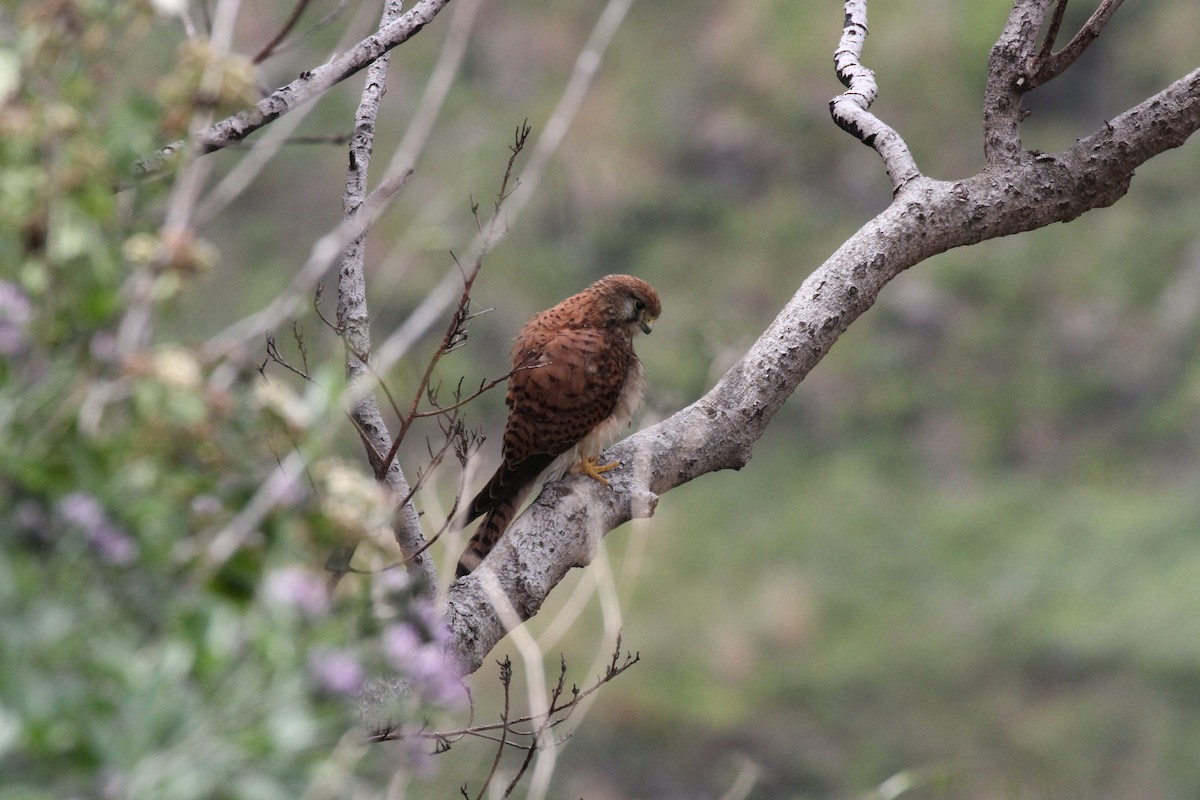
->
<box><xmin>4</xmin><ymin>0</ymin><xmax>1200</xmax><ymax>797</ymax></box>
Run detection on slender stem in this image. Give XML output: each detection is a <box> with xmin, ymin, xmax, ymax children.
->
<box><xmin>252</xmin><ymin>0</ymin><xmax>313</xmax><ymax>63</ymax></box>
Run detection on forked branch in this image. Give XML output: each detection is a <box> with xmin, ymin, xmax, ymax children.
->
<box><xmin>1027</xmin><ymin>0</ymin><xmax>1125</xmax><ymax>90</ymax></box>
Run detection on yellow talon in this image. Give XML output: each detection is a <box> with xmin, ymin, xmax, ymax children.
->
<box><xmin>574</xmin><ymin>455</ymin><xmax>621</xmax><ymax>486</ymax></box>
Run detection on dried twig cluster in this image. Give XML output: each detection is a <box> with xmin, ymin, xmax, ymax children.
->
<box><xmin>369</xmin><ymin>634</ymin><xmax>640</xmax><ymax>799</ymax></box>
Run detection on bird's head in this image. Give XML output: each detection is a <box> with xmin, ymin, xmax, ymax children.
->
<box><xmin>592</xmin><ymin>274</ymin><xmax>661</xmax><ymax>337</ymax></box>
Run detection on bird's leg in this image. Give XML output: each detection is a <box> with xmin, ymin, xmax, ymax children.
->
<box><xmin>572</xmin><ymin>455</ymin><xmax>621</xmax><ymax>486</ymax></box>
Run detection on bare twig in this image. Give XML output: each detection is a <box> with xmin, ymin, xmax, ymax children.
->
<box><xmin>1026</xmin><ymin>0</ymin><xmax>1126</xmax><ymax>90</ymax></box>
<box><xmin>412</xmin><ymin>363</ymin><xmax>541</xmax><ymax>421</ymax></box>
<box><xmin>829</xmin><ymin>0</ymin><xmax>920</xmax><ymax>193</ymax></box>
<box><xmin>368</xmin><ymin>633</ymin><xmax>639</xmax><ymax>745</ymax></box>
<box><xmin>503</xmin><ymin>657</ymin><xmax>567</xmax><ymax>797</ymax></box>
<box><xmin>136</xmin><ymin>0</ymin><xmax>453</xmax><ymax>178</ymax></box>
<box><xmin>374</xmin><ymin>124</ymin><xmax>532</xmax><ymax>481</ymax></box>
<box><xmin>397</xmin><ymin>416</ymin><xmax>469</xmax><ymax>510</ymax></box>
<box><xmin>1035</xmin><ymin>0</ymin><xmax>1069</xmax><ymax>65</ymax></box>
<box><xmin>475</xmin><ymin>657</ymin><xmax>513</xmax><ymax>800</ymax></box>
<box><xmin>252</xmin><ymin>0</ymin><xmax>313</xmax><ymax>64</ymax></box>
<box><xmin>264</xmin><ymin>330</ymin><xmax>311</xmax><ymax>380</ymax></box>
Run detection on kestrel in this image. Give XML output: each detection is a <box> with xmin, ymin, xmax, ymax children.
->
<box><xmin>456</xmin><ymin>274</ymin><xmax>662</xmax><ymax>577</ymax></box>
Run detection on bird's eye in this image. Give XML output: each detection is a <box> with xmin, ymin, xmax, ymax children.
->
<box><xmin>633</xmin><ymin>299</ymin><xmax>646</xmax><ymax>312</ymax></box>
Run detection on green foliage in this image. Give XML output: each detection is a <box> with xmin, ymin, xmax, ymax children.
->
<box><xmin>0</xmin><ymin>5</ymin><xmax>453</xmax><ymax>798</ymax></box>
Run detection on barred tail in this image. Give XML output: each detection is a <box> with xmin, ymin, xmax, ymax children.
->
<box><xmin>456</xmin><ymin>497</ymin><xmax>520</xmax><ymax>577</ymax></box>
<box><xmin>455</xmin><ymin>454</ymin><xmax>554</xmax><ymax>577</ymax></box>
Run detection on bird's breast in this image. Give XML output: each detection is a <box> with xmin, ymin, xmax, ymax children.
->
<box><xmin>576</xmin><ymin>356</ymin><xmax>645</xmax><ymax>460</ymax></box>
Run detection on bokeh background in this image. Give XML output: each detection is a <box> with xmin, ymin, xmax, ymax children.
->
<box><xmin>4</xmin><ymin>0</ymin><xmax>1200</xmax><ymax>797</ymax></box>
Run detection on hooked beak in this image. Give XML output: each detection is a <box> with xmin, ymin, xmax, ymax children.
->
<box><xmin>640</xmin><ymin>318</ymin><xmax>655</xmax><ymax>334</ymax></box>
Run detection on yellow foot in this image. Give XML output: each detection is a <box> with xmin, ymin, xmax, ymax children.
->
<box><xmin>572</xmin><ymin>455</ymin><xmax>621</xmax><ymax>486</ymax></box>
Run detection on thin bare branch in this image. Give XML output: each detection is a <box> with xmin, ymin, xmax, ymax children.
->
<box><xmin>252</xmin><ymin>0</ymin><xmax>313</xmax><ymax>64</ymax></box>
<box><xmin>368</xmin><ymin>634</ymin><xmax>639</xmax><ymax>745</ymax></box>
<box><xmin>135</xmin><ymin>0</ymin><xmax>453</xmax><ymax>178</ymax></box>
<box><xmin>264</xmin><ymin>331</ymin><xmax>311</xmax><ymax>380</ymax></box>
<box><xmin>474</xmin><ymin>657</ymin><xmax>513</xmax><ymax>800</ymax></box>
<box><xmin>1027</xmin><ymin>0</ymin><xmax>1126</xmax><ymax>90</ymax></box>
<box><xmin>1035</xmin><ymin>0</ymin><xmax>1069</xmax><ymax>64</ymax></box>
<box><xmin>412</xmin><ymin>363</ymin><xmax>540</xmax><ymax>421</ymax></box>
<box><xmin>503</xmin><ymin>658</ymin><xmax>567</xmax><ymax>798</ymax></box>
<box><xmin>829</xmin><ymin>0</ymin><xmax>920</xmax><ymax>193</ymax></box>
<box><xmin>396</xmin><ymin>417</ymin><xmax>466</xmax><ymax>510</ymax></box>
<box><xmin>374</xmin><ymin>124</ymin><xmax>532</xmax><ymax>481</ymax></box>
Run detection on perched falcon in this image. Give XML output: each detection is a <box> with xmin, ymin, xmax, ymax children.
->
<box><xmin>456</xmin><ymin>274</ymin><xmax>662</xmax><ymax>577</ymax></box>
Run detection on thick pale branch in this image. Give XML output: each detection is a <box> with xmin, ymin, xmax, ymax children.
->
<box><xmin>829</xmin><ymin>0</ymin><xmax>920</xmax><ymax>192</ymax></box>
<box><xmin>983</xmin><ymin>0</ymin><xmax>1050</xmax><ymax>164</ymax></box>
<box><xmin>337</xmin><ymin>0</ymin><xmax>436</xmax><ymax>590</ymax></box>
<box><xmin>444</xmin><ymin>65</ymin><xmax>1200</xmax><ymax>676</ymax></box>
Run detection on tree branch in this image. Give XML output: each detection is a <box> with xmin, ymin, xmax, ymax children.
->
<box><xmin>444</xmin><ymin>30</ymin><xmax>1200</xmax><ymax>674</ymax></box>
<box><xmin>983</xmin><ymin>0</ymin><xmax>1049</xmax><ymax>164</ymax></box>
<box><xmin>1027</xmin><ymin>0</ymin><xmax>1126</xmax><ymax>90</ymax></box>
<box><xmin>336</xmin><ymin>0</ymin><xmax>437</xmax><ymax>590</ymax></box>
<box><xmin>136</xmin><ymin>0</ymin><xmax>452</xmax><ymax>177</ymax></box>
<box><xmin>252</xmin><ymin>0</ymin><xmax>314</xmax><ymax>65</ymax></box>
<box><xmin>829</xmin><ymin>0</ymin><xmax>920</xmax><ymax>192</ymax></box>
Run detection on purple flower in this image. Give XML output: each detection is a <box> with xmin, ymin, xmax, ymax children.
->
<box><xmin>263</xmin><ymin>566</ymin><xmax>329</xmax><ymax>617</ymax></box>
<box><xmin>56</xmin><ymin>492</ymin><xmax>138</xmax><ymax>565</ymax></box>
<box><xmin>309</xmin><ymin>649</ymin><xmax>365</xmax><ymax>696</ymax></box>
<box><xmin>413</xmin><ymin>599</ymin><xmax>449</xmax><ymax>647</ymax></box>
<box><xmin>0</xmin><ymin>281</ymin><xmax>31</xmax><ymax>356</ymax></box>
<box><xmin>382</xmin><ymin>623</ymin><xmax>463</xmax><ymax>708</ymax></box>
<box><xmin>382</xmin><ymin>623</ymin><xmax>423</xmax><ymax>665</ymax></box>
<box><xmin>375</xmin><ymin>567</ymin><xmax>411</xmax><ymax>594</ymax></box>
<box><xmin>189</xmin><ymin>494</ymin><xmax>223</xmax><ymax>518</ymax></box>
<box><xmin>408</xmin><ymin>645</ymin><xmax>463</xmax><ymax>707</ymax></box>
